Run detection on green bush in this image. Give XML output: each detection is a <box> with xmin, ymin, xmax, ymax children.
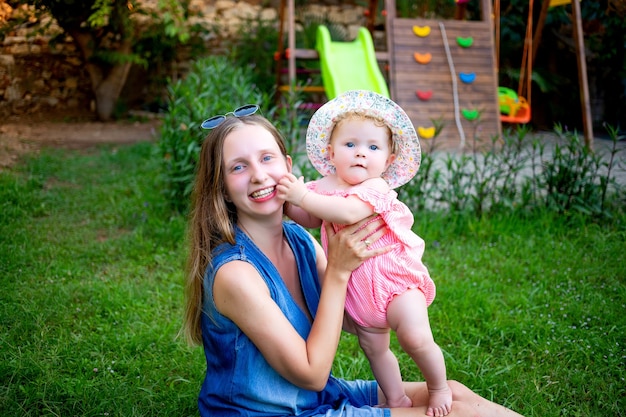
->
<box><xmin>398</xmin><ymin>124</ymin><xmax>625</xmax><ymax>221</ymax></box>
<box><xmin>157</xmin><ymin>56</ymin><xmax>273</xmax><ymax>213</ymax></box>
<box><xmin>226</xmin><ymin>13</ymin><xmax>282</xmax><ymax>94</ymax></box>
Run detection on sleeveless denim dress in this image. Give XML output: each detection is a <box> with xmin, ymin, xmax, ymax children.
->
<box><xmin>198</xmin><ymin>221</ymin><xmax>388</xmax><ymax>417</ymax></box>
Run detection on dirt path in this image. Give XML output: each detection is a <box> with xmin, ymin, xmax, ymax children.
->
<box><xmin>0</xmin><ymin>115</ymin><xmax>162</xmax><ymax>171</ymax></box>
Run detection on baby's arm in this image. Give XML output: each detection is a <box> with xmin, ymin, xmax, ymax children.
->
<box><xmin>279</xmin><ymin>175</ymin><xmax>323</xmax><ymax>228</ymax></box>
<box><xmin>277</xmin><ymin>173</ymin><xmax>378</xmax><ymax>225</ymax></box>
<box><xmin>284</xmin><ymin>202</ymin><xmax>323</xmax><ymax>229</ymax></box>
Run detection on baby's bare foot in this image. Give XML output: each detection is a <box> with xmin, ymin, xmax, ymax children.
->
<box><xmin>378</xmin><ymin>394</ymin><xmax>412</xmax><ymax>408</ymax></box>
<box><xmin>426</xmin><ymin>384</ymin><xmax>452</xmax><ymax>416</ymax></box>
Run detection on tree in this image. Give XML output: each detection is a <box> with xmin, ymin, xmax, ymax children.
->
<box><xmin>7</xmin><ymin>0</ymin><xmax>190</xmax><ymax>121</ymax></box>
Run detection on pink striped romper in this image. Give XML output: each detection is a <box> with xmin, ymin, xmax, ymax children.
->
<box><xmin>313</xmin><ymin>181</ymin><xmax>437</xmax><ymax>329</ymax></box>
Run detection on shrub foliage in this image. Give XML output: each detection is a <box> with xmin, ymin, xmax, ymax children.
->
<box><xmin>157</xmin><ymin>56</ymin><xmax>273</xmax><ymax>213</ymax></box>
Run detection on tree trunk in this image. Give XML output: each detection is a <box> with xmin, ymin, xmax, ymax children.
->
<box><xmin>69</xmin><ymin>30</ymin><xmax>133</xmax><ymax>121</ymax></box>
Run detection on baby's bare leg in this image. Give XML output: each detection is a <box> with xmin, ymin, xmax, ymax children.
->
<box><xmin>387</xmin><ymin>289</ymin><xmax>452</xmax><ymax>416</ymax></box>
<box><xmin>355</xmin><ymin>326</ymin><xmax>412</xmax><ymax>408</ymax></box>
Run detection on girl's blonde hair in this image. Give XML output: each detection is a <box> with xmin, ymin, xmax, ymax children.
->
<box><xmin>182</xmin><ymin>115</ymin><xmax>288</xmax><ymax>345</ymax></box>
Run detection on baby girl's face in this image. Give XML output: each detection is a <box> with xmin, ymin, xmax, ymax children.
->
<box><xmin>328</xmin><ymin>118</ymin><xmax>395</xmax><ymax>186</ymax></box>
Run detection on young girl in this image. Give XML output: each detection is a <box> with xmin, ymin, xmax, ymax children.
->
<box><xmin>182</xmin><ymin>106</ymin><xmax>525</xmax><ymax>417</ymax></box>
<box><xmin>278</xmin><ymin>90</ymin><xmax>450</xmax><ymax>416</ymax></box>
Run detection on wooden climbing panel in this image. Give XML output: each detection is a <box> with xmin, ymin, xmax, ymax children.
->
<box><xmin>387</xmin><ymin>17</ymin><xmax>502</xmax><ymax>149</ymax></box>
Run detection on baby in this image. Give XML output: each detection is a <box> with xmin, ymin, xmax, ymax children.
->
<box><xmin>278</xmin><ymin>90</ymin><xmax>451</xmax><ymax>416</ymax></box>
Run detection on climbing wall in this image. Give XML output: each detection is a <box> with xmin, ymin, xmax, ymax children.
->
<box><xmin>387</xmin><ymin>18</ymin><xmax>501</xmax><ymax>149</ymax></box>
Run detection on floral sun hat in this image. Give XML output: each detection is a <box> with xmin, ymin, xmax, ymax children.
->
<box><xmin>306</xmin><ymin>90</ymin><xmax>421</xmax><ymax>189</ymax></box>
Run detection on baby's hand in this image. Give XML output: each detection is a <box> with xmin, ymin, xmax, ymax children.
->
<box><xmin>277</xmin><ymin>173</ymin><xmax>308</xmax><ymax>206</ymax></box>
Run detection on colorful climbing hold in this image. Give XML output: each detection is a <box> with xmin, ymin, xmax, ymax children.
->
<box><xmin>461</xmin><ymin>108</ymin><xmax>480</xmax><ymax>120</ymax></box>
<box><xmin>414</xmin><ymin>52</ymin><xmax>432</xmax><ymax>65</ymax></box>
<box><xmin>413</xmin><ymin>25</ymin><xmax>431</xmax><ymax>37</ymax></box>
<box><xmin>456</xmin><ymin>37</ymin><xmax>473</xmax><ymax>48</ymax></box>
<box><xmin>459</xmin><ymin>72</ymin><xmax>476</xmax><ymax>84</ymax></box>
<box><xmin>417</xmin><ymin>126</ymin><xmax>436</xmax><ymax>139</ymax></box>
<box><xmin>416</xmin><ymin>90</ymin><xmax>433</xmax><ymax>101</ymax></box>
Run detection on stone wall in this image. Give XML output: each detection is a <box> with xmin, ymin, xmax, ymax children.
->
<box><xmin>0</xmin><ymin>0</ymin><xmax>370</xmax><ymax>119</ymax></box>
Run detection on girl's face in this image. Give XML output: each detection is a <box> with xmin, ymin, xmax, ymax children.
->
<box><xmin>328</xmin><ymin>118</ymin><xmax>395</xmax><ymax>186</ymax></box>
<box><xmin>222</xmin><ymin>124</ymin><xmax>292</xmax><ymax>219</ymax></box>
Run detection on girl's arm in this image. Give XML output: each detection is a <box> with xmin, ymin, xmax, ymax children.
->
<box><xmin>278</xmin><ymin>173</ymin><xmax>387</xmax><ymax>225</ymax></box>
<box><xmin>214</xmin><ymin>219</ymin><xmax>388</xmax><ymax>391</ymax></box>
<box><xmin>213</xmin><ymin>259</ymin><xmax>346</xmax><ymax>391</ymax></box>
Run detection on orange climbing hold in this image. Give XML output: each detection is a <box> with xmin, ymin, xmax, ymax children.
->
<box><xmin>414</xmin><ymin>52</ymin><xmax>432</xmax><ymax>65</ymax></box>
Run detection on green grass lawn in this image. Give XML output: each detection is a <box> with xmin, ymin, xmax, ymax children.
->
<box><xmin>1</xmin><ymin>142</ymin><xmax>624</xmax><ymax>416</ymax></box>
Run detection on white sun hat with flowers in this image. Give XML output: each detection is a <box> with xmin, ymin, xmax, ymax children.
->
<box><xmin>306</xmin><ymin>90</ymin><xmax>421</xmax><ymax>189</ymax></box>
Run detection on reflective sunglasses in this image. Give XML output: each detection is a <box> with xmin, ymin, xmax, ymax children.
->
<box><xmin>200</xmin><ymin>104</ymin><xmax>260</xmax><ymax>129</ymax></box>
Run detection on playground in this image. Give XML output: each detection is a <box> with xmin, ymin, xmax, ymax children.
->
<box><xmin>275</xmin><ymin>0</ymin><xmax>597</xmax><ymax>149</ymax></box>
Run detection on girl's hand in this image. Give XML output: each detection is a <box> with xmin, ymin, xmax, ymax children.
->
<box><xmin>325</xmin><ymin>214</ymin><xmax>389</xmax><ymax>275</ymax></box>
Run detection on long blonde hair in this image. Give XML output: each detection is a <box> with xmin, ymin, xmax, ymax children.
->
<box><xmin>182</xmin><ymin>115</ymin><xmax>288</xmax><ymax>345</ymax></box>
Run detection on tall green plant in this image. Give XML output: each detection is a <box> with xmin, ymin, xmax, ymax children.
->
<box><xmin>537</xmin><ymin>125</ymin><xmax>619</xmax><ymax>216</ymax></box>
<box><xmin>227</xmin><ymin>12</ymin><xmax>281</xmax><ymax>94</ymax></box>
<box><xmin>158</xmin><ymin>56</ymin><xmax>272</xmax><ymax>213</ymax></box>
<box><xmin>266</xmin><ymin>89</ymin><xmax>308</xmax><ymax>158</ymax></box>
<box><xmin>399</xmin><ymin>125</ymin><xmax>625</xmax><ymax>220</ymax></box>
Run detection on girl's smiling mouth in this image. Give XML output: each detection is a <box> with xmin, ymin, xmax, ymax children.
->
<box><xmin>250</xmin><ymin>186</ymin><xmax>275</xmax><ymax>200</ymax></box>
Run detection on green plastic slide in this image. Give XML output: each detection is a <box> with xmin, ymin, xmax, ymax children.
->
<box><xmin>316</xmin><ymin>25</ymin><xmax>389</xmax><ymax>100</ymax></box>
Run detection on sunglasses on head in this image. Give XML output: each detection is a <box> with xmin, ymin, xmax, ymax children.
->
<box><xmin>201</xmin><ymin>104</ymin><xmax>260</xmax><ymax>129</ymax></box>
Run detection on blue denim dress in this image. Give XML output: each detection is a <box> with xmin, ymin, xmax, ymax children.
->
<box><xmin>199</xmin><ymin>221</ymin><xmax>388</xmax><ymax>417</ymax></box>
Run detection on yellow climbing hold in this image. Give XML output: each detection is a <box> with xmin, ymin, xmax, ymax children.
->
<box><xmin>413</xmin><ymin>25</ymin><xmax>431</xmax><ymax>37</ymax></box>
<box><xmin>418</xmin><ymin>126</ymin><xmax>436</xmax><ymax>139</ymax></box>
